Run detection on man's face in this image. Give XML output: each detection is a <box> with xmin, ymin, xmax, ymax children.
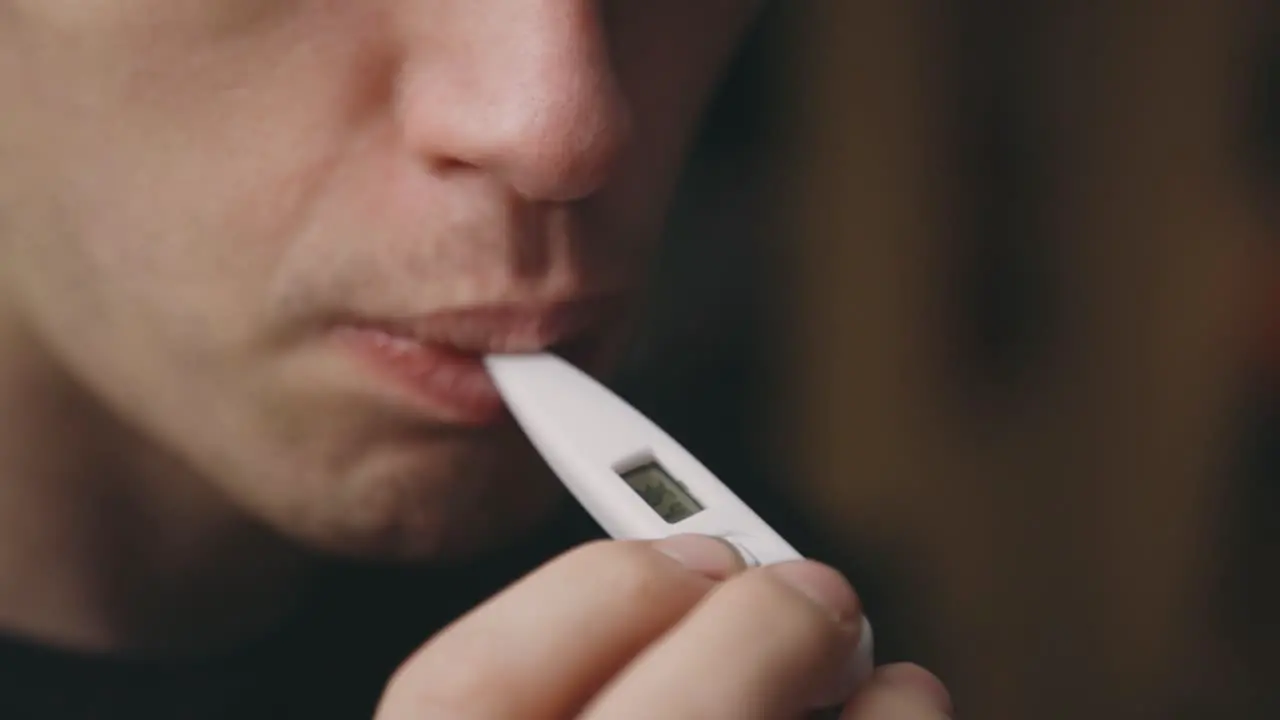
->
<box><xmin>0</xmin><ymin>2</ymin><xmax>758</xmax><ymax>559</ymax></box>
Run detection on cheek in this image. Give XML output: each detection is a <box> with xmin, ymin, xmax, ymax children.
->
<box><xmin>0</xmin><ymin>5</ymin><xmax>390</xmax><ymax>356</ymax></box>
<box><xmin>3</xmin><ymin>132</ymin><xmax>313</xmax><ymax>370</ymax></box>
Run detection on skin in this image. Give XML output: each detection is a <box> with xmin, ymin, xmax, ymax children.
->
<box><xmin>0</xmin><ymin>1</ymin><xmax>950</xmax><ymax>715</ymax></box>
<box><xmin>376</xmin><ymin>535</ymin><xmax>953</xmax><ymax>719</ymax></box>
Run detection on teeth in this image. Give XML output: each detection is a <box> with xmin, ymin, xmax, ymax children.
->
<box><xmin>370</xmin><ymin>332</ymin><xmax>423</xmax><ymax>358</ymax></box>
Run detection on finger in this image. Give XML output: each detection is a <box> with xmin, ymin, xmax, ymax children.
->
<box><xmin>374</xmin><ymin>535</ymin><xmax>746</xmax><ymax>719</ymax></box>
<box><xmin>840</xmin><ymin>663</ymin><xmax>953</xmax><ymax>720</ymax></box>
<box><xmin>582</xmin><ymin>560</ymin><xmax>868</xmax><ymax>719</ymax></box>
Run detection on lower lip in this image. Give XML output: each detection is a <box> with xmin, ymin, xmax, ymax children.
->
<box><xmin>333</xmin><ymin>327</ymin><xmax>508</xmax><ymax>425</ymax></box>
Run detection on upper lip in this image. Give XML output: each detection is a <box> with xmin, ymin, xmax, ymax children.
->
<box><xmin>340</xmin><ymin>295</ymin><xmax>626</xmax><ymax>354</ymax></box>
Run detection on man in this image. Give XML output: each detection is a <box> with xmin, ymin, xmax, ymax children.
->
<box><xmin>0</xmin><ymin>2</ymin><xmax>951</xmax><ymax>718</ymax></box>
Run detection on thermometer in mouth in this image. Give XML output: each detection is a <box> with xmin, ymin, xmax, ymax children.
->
<box><xmin>484</xmin><ymin>352</ymin><xmax>874</xmax><ymax>680</ymax></box>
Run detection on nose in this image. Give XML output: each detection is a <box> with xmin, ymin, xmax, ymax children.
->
<box><xmin>396</xmin><ymin>1</ymin><xmax>632</xmax><ymax>202</ymax></box>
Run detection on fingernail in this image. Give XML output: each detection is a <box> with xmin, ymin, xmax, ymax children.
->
<box><xmin>843</xmin><ymin>617</ymin><xmax>876</xmax><ymax>695</ymax></box>
<box><xmin>765</xmin><ymin>561</ymin><xmax>861</xmax><ymax>624</ymax></box>
<box><xmin>812</xmin><ymin>616</ymin><xmax>876</xmax><ymax>708</ymax></box>
<box><xmin>653</xmin><ymin>534</ymin><xmax>745</xmax><ymax>579</ymax></box>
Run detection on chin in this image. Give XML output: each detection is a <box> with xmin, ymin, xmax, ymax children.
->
<box><xmin>268</xmin><ymin>427</ymin><xmax>566</xmax><ymax>564</ymax></box>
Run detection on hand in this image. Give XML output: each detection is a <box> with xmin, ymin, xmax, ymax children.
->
<box><xmin>374</xmin><ymin>535</ymin><xmax>952</xmax><ymax>719</ymax></box>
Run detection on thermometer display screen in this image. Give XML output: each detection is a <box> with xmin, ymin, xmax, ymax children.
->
<box><xmin>619</xmin><ymin>460</ymin><xmax>704</xmax><ymax>524</ymax></box>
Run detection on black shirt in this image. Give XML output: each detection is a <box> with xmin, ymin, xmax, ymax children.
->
<box><xmin>0</xmin><ymin>507</ymin><xmax>602</xmax><ymax>719</ymax></box>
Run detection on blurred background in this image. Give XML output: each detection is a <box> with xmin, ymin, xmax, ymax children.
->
<box><xmin>610</xmin><ymin>1</ymin><xmax>1279</xmax><ymax>717</ymax></box>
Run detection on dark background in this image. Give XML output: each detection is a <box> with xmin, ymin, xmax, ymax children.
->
<box><xmin>613</xmin><ymin>2</ymin><xmax>1279</xmax><ymax>717</ymax></box>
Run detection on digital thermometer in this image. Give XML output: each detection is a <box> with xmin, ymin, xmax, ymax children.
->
<box><xmin>485</xmin><ymin>352</ymin><xmax>874</xmax><ymax>680</ymax></box>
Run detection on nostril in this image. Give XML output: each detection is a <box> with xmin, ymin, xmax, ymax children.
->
<box><xmin>430</xmin><ymin>155</ymin><xmax>480</xmax><ymax>176</ymax></box>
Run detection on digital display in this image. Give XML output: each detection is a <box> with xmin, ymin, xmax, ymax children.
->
<box><xmin>619</xmin><ymin>459</ymin><xmax>704</xmax><ymax>524</ymax></box>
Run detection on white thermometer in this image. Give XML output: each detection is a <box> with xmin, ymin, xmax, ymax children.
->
<box><xmin>484</xmin><ymin>352</ymin><xmax>874</xmax><ymax>678</ymax></box>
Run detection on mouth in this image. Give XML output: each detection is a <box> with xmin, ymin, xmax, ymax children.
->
<box><xmin>329</xmin><ymin>297</ymin><xmax>624</xmax><ymax>425</ymax></box>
